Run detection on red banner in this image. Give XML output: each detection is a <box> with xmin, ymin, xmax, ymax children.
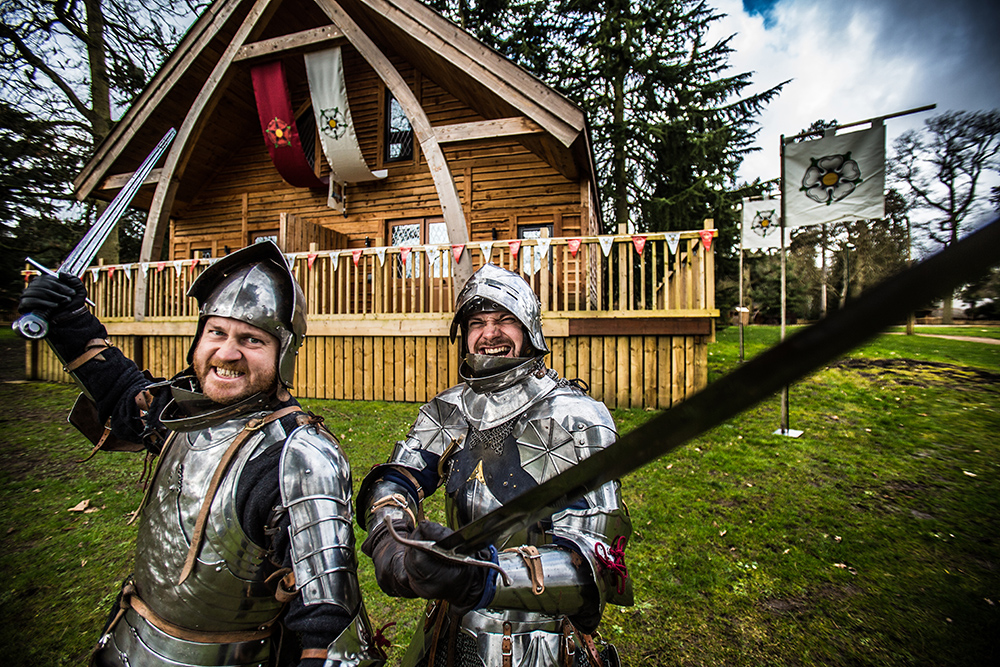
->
<box><xmin>452</xmin><ymin>244</ymin><xmax>465</xmax><ymax>264</ymax></box>
<box><xmin>250</xmin><ymin>60</ymin><xmax>326</xmax><ymax>189</ymax></box>
<box><xmin>351</xmin><ymin>249</ymin><xmax>363</xmax><ymax>266</ymax></box>
<box><xmin>509</xmin><ymin>240</ymin><xmax>521</xmax><ymax>259</ymax></box>
<box><xmin>699</xmin><ymin>230</ymin><xmax>714</xmax><ymax>250</ymax></box>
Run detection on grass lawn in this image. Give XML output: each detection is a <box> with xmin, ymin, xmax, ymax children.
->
<box><xmin>1</xmin><ymin>325</ymin><xmax>998</xmax><ymax>665</ymax></box>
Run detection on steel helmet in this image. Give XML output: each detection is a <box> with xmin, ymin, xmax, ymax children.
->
<box><xmin>450</xmin><ymin>263</ymin><xmax>548</xmax><ymax>355</ymax></box>
<box><xmin>186</xmin><ymin>240</ymin><xmax>306</xmax><ymax>388</ymax></box>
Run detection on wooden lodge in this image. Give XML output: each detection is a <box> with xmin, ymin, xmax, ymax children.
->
<box><xmin>25</xmin><ymin>0</ymin><xmax>718</xmax><ymax>409</ymax></box>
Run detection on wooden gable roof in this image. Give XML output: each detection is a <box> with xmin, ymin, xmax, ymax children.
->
<box><xmin>74</xmin><ymin>0</ymin><xmax>597</xmax><ymax>215</ymax></box>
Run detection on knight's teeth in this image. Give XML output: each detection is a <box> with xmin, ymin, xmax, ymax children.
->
<box><xmin>215</xmin><ymin>368</ymin><xmax>243</xmax><ymax>378</ymax></box>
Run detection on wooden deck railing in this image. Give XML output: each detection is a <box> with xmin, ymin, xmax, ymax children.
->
<box><xmin>66</xmin><ymin>229</ymin><xmax>715</xmax><ymax>322</ymax></box>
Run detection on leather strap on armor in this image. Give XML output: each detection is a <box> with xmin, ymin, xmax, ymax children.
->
<box><xmin>119</xmin><ymin>582</ymin><xmax>275</xmax><ymax>642</ymax></box>
<box><xmin>179</xmin><ymin>405</ymin><xmax>304</xmax><ymax>584</ymax></box>
<box><xmin>580</xmin><ymin>631</ymin><xmax>603</xmax><ymax>667</ymax></box>
<box><xmin>505</xmin><ymin>545</ymin><xmax>545</xmax><ymax>595</ymax></box>
<box><xmin>370</xmin><ymin>493</ymin><xmax>417</xmax><ymax>529</ymax></box>
<box><xmin>300</xmin><ymin>648</ymin><xmax>328</xmax><ymax>659</ymax></box>
<box><xmin>561</xmin><ymin>617</ymin><xmax>576</xmax><ymax>667</ymax></box>
<box><xmin>502</xmin><ymin>621</ymin><xmax>514</xmax><ymax>667</ymax></box>
<box><xmin>64</xmin><ymin>338</ymin><xmax>113</xmax><ymax>372</ymax></box>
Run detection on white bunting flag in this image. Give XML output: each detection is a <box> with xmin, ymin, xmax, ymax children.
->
<box><xmin>428</xmin><ymin>247</ymin><xmax>441</xmax><ymax>274</ymax></box>
<box><xmin>665</xmin><ymin>232</ymin><xmax>680</xmax><ymax>256</ymax></box>
<box><xmin>782</xmin><ymin>125</ymin><xmax>886</xmax><ymax>227</ymax></box>
<box><xmin>330</xmin><ymin>250</ymin><xmax>341</xmax><ymax>271</ymax></box>
<box><xmin>536</xmin><ymin>238</ymin><xmax>551</xmax><ymax>259</ymax></box>
<box><xmin>122</xmin><ymin>264</ymin><xmax>132</xmax><ymax>282</ymax></box>
<box><xmin>173</xmin><ymin>260</ymin><xmax>183</xmax><ymax>276</ymax></box>
<box><xmin>741</xmin><ymin>198</ymin><xmax>784</xmax><ymax>251</ymax></box>
<box><xmin>480</xmin><ymin>241</ymin><xmax>494</xmax><ymax>264</ymax></box>
<box><xmin>374</xmin><ymin>246</ymin><xmax>387</xmax><ymax>267</ymax></box>
<box><xmin>598</xmin><ymin>235</ymin><xmax>615</xmax><ymax>257</ymax></box>
<box><xmin>90</xmin><ymin>267</ymin><xmax>100</xmax><ymax>283</ymax></box>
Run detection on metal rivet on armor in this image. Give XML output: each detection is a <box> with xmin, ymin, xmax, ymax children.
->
<box><xmin>305</xmin><ymin>469</ymin><xmax>312</xmax><ymax>474</ymax></box>
<box><xmin>216</xmin><ymin>565</ymin><xmax>223</xmax><ymax>571</ymax></box>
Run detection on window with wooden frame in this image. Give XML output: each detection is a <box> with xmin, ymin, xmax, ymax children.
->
<box><xmin>191</xmin><ymin>247</ymin><xmax>212</xmax><ymax>259</ymax></box>
<box><xmin>518</xmin><ymin>223</ymin><xmax>554</xmax><ymax>274</ymax></box>
<box><xmin>388</xmin><ymin>217</ymin><xmax>447</xmax><ymax>277</ymax></box>
<box><xmin>384</xmin><ymin>92</ymin><xmax>414</xmax><ymax>164</ymax></box>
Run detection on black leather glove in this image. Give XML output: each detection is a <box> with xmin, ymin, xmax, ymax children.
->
<box><xmin>19</xmin><ymin>272</ymin><xmax>89</xmax><ymax>321</ymax></box>
<box><xmin>361</xmin><ymin>518</ymin><xmax>419</xmax><ymax>599</ymax></box>
<box><xmin>403</xmin><ymin>520</ymin><xmax>494</xmax><ymax>615</ymax></box>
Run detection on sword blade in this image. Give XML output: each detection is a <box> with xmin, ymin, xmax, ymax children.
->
<box><xmin>437</xmin><ymin>216</ymin><xmax>1000</xmax><ymax>553</ymax></box>
<box><xmin>61</xmin><ymin>127</ymin><xmax>176</xmax><ymax>277</ymax></box>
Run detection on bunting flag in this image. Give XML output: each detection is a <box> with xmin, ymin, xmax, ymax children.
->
<box><xmin>480</xmin><ymin>241</ymin><xmax>494</xmax><ymax>264</ymax></box>
<box><xmin>351</xmin><ymin>249</ymin><xmax>363</xmax><ymax>267</ymax></box>
<box><xmin>536</xmin><ymin>238</ymin><xmax>551</xmax><ymax>260</ymax></box>
<box><xmin>699</xmin><ymin>230</ymin><xmax>714</xmax><ymax>250</ymax></box>
<box><xmin>428</xmin><ymin>247</ymin><xmax>441</xmax><ymax>273</ymax></box>
<box><xmin>665</xmin><ymin>232</ymin><xmax>680</xmax><ymax>255</ymax></box>
<box><xmin>741</xmin><ymin>198</ymin><xmax>784</xmax><ymax>251</ymax></box>
<box><xmin>172</xmin><ymin>261</ymin><xmax>183</xmax><ymax>276</ymax></box>
<box><xmin>251</xmin><ymin>60</ymin><xmax>327</xmax><ymax>189</ymax></box>
<box><xmin>123</xmin><ymin>264</ymin><xmax>132</xmax><ymax>282</ymax></box>
<box><xmin>452</xmin><ymin>244</ymin><xmax>465</xmax><ymax>264</ymax></box>
<box><xmin>188</xmin><ymin>259</ymin><xmax>199</xmax><ymax>274</ymax></box>
<box><xmin>330</xmin><ymin>250</ymin><xmax>341</xmax><ymax>271</ymax></box>
<box><xmin>782</xmin><ymin>125</ymin><xmax>886</xmax><ymax>227</ymax></box>
<box><xmin>567</xmin><ymin>238</ymin><xmax>582</xmax><ymax>257</ymax></box>
<box><xmin>374</xmin><ymin>247</ymin><xmax>387</xmax><ymax>267</ymax></box>
<box><xmin>156</xmin><ymin>262</ymin><xmax>166</xmax><ymax>273</ymax></box>
<box><xmin>304</xmin><ymin>47</ymin><xmax>386</xmax><ymax>185</ymax></box>
<box><xmin>307</xmin><ymin>252</ymin><xmax>319</xmax><ymax>269</ymax></box>
<box><xmin>632</xmin><ymin>235</ymin><xmax>646</xmax><ymax>254</ymax></box>
<box><xmin>90</xmin><ymin>267</ymin><xmax>100</xmax><ymax>283</ymax></box>
<box><xmin>400</xmin><ymin>247</ymin><xmax>412</xmax><ymax>267</ymax></box>
<box><xmin>509</xmin><ymin>240</ymin><xmax>521</xmax><ymax>259</ymax></box>
<box><xmin>108</xmin><ymin>266</ymin><xmax>116</xmax><ymax>279</ymax></box>
<box><xmin>598</xmin><ymin>235</ymin><xmax>615</xmax><ymax>257</ymax></box>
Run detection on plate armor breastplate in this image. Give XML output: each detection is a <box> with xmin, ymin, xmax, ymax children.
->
<box><xmin>132</xmin><ymin>412</ymin><xmax>285</xmax><ymax>631</ymax></box>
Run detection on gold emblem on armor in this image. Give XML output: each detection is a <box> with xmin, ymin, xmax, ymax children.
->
<box><xmin>467</xmin><ymin>460</ymin><xmax>486</xmax><ymax>484</ymax></box>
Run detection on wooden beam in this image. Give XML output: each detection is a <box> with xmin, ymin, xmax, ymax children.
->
<box><xmin>566</xmin><ymin>317</ymin><xmax>713</xmax><ymax>337</ymax></box>
<box><xmin>137</xmin><ymin>0</ymin><xmax>281</xmax><ymax>319</ymax></box>
<box><xmin>234</xmin><ymin>25</ymin><xmax>346</xmax><ymax>62</ymax></box>
<box><xmin>317</xmin><ymin>0</ymin><xmax>473</xmax><ymax>293</ymax></box>
<box><xmin>99</xmin><ymin>168</ymin><xmax>163</xmax><ymax>192</ymax></box>
<box><xmin>434</xmin><ymin>117</ymin><xmax>544</xmax><ymax>144</ymax></box>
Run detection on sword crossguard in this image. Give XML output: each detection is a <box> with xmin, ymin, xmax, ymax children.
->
<box><xmin>384</xmin><ymin>519</ymin><xmax>512</xmax><ymax>587</ymax></box>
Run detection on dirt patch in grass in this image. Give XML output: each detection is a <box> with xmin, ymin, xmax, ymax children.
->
<box><xmin>761</xmin><ymin>583</ymin><xmax>863</xmax><ymax>616</ymax></box>
<box><xmin>829</xmin><ymin>358</ymin><xmax>1000</xmax><ymax>388</ymax></box>
<box><xmin>0</xmin><ymin>443</ymin><xmax>84</xmax><ymax>483</ymax></box>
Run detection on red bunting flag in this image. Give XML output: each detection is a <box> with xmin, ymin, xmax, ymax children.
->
<box><xmin>156</xmin><ymin>262</ymin><xmax>165</xmax><ymax>273</ymax></box>
<box><xmin>108</xmin><ymin>266</ymin><xmax>116</xmax><ymax>278</ymax></box>
<box><xmin>509</xmin><ymin>240</ymin><xmax>521</xmax><ymax>259</ymax></box>
<box><xmin>632</xmin><ymin>235</ymin><xmax>647</xmax><ymax>254</ymax></box>
<box><xmin>452</xmin><ymin>244</ymin><xmax>465</xmax><ymax>264</ymax></box>
<box><xmin>567</xmin><ymin>238</ymin><xmax>582</xmax><ymax>257</ymax></box>
<box><xmin>400</xmin><ymin>247</ymin><xmax>411</xmax><ymax>266</ymax></box>
<box><xmin>307</xmin><ymin>252</ymin><xmax>318</xmax><ymax>269</ymax></box>
<box><xmin>699</xmin><ymin>230</ymin><xmax>714</xmax><ymax>250</ymax></box>
<box><xmin>351</xmin><ymin>249</ymin><xmax>363</xmax><ymax>266</ymax></box>
<box><xmin>189</xmin><ymin>259</ymin><xmax>199</xmax><ymax>273</ymax></box>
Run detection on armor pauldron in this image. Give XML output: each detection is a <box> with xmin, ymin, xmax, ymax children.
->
<box><xmin>280</xmin><ymin>424</ymin><xmax>360</xmax><ymax>612</ymax></box>
<box><xmin>489</xmin><ymin>545</ymin><xmax>597</xmax><ymax>617</ymax></box>
<box><xmin>321</xmin><ymin>601</ymin><xmax>385</xmax><ymax>667</ymax></box>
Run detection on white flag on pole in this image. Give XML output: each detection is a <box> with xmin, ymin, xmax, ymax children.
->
<box><xmin>782</xmin><ymin>125</ymin><xmax>886</xmax><ymax>228</ymax></box>
<box><xmin>741</xmin><ymin>198</ymin><xmax>785</xmax><ymax>251</ymax></box>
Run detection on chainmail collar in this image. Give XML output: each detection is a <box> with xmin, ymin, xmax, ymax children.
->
<box><xmin>459</xmin><ymin>356</ymin><xmax>558</xmax><ymax>431</ymax></box>
<box><xmin>158</xmin><ymin>371</ymin><xmax>278</xmax><ymax>432</ymax></box>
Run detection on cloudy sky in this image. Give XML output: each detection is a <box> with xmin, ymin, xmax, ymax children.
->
<box><xmin>707</xmin><ymin>0</ymin><xmax>1000</xmax><ymax>184</ymax></box>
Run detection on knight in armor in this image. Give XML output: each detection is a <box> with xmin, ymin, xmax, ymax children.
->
<box><xmin>356</xmin><ymin>263</ymin><xmax>632</xmax><ymax>667</ymax></box>
<box><xmin>17</xmin><ymin>241</ymin><xmax>384</xmax><ymax>667</ymax></box>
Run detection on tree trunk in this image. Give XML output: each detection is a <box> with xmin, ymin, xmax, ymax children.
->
<box><xmin>85</xmin><ymin>0</ymin><xmax>119</xmax><ymax>264</ymax></box>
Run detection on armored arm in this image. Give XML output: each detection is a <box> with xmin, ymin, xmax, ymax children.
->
<box><xmin>279</xmin><ymin>424</ymin><xmax>384</xmax><ymax>665</ymax></box>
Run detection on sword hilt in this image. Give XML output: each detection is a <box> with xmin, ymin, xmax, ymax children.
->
<box><xmin>11</xmin><ymin>312</ymin><xmax>49</xmax><ymax>339</ymax></box>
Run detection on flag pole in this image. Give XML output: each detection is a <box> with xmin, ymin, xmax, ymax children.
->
<box><xmin>777</xmin><ymin>134</ymin><xmax>802</xmax><ymax>437</ymax></box>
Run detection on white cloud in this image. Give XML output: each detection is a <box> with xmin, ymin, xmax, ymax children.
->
<box><xmin>709</xmin><ymin>0</ymin><xmax>1000</xmax><ymax>183</ymax></box>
